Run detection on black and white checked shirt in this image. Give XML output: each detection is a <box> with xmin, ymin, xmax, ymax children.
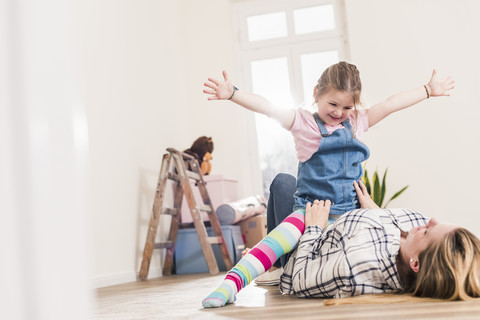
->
<box><xmin>280</xmin><ymin>209</ymin><xmax>429</xmax><ymax>298</ymax></box>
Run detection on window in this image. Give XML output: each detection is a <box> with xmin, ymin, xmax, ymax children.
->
<box><xmin>234</xmin><ymin>0</ymin><xmax>349</xmax><ymax>196</ymax></box>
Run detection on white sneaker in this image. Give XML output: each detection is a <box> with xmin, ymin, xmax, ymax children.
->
<box><xmin>254</xmin><ymin>268</ymin><xmax>283</xmax><ymax>286</ymax></box>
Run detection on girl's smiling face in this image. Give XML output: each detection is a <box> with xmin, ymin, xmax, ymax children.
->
<box><xmin>315</xmin><ymin>88</ymin><xmax>355</xmax><ymax>126</ymax></box>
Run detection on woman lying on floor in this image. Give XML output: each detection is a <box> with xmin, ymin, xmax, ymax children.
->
<box><xmin>202</xmin><ymin>174</ymin><xmax>480</xmax><ymax>307</ymax></box>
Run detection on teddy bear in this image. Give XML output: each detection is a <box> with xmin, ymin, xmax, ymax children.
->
<box><xmin>183</xmin><ymin>136</ymin><xmax>214</xmax><ymax>175</ymax></box>
<box><xmin>200</xmin><ymin>151</ymin><xmax>212</xmax><ymax>176</ymax></box>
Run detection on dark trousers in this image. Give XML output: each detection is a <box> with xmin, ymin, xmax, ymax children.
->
<box><xmin>266</xmin><ymin>173</ymin><xmax>297</xmax><ymax>268</ymax></box>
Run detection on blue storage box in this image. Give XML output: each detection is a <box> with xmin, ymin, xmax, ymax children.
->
<box><xmin>175</xmin><ymin>225</ymin><xmax>244</xmax><ymax>274</ymax></box>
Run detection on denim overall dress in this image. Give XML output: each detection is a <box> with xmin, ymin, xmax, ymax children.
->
<box><xmin>293</xmin><ymin>113</ymin><xmax>370</xmax><ymax>218</ymax></box>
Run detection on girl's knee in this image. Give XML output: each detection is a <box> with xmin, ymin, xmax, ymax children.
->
<box><xmin>270</xmin><ymin>173</ymin><xmax>296</xmax><ymax>192</ymax></box>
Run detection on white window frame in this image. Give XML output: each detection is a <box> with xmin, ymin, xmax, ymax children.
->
<box><xmin>233</xmin><ymin>0</ymin><xmax>350</xmax><ymax>194</ymax></box>
<box><xmin>235</xmin><ymin>0</ymin><xmax>350</xmax><ymax>104</ymax></box>
<box><xmin>241</xmin><ymin>38</ymin><xmax>346</xmax><ymax>106</ymax></box>
<box><xmin>236</xmin><ymin>0</ymin><xmax>347</xmax><ymax>50</ymax></box>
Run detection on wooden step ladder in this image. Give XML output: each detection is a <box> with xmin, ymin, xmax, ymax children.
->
<box><xmin>139</xmin><ymin>148</ymin><xmax>234</xmax><ymax>280</ymax></box>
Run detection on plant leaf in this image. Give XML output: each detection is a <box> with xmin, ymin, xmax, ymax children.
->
<box><xmin>379</xmin><ymin>168</ymin><xmax>388</xmax><ymax>208</ymax></box>
<box><xmin>364</xmin><ymin>169</ymin><xmax>371</xmax><ymax>194</ymax></box>
<box><xmin>373</xmin><ymin>171</ymin><xmax>380</xmax><ymax>206</ymax></box>
<box><xmin>383</xmin><ymin>185</ymin><xmax>409</xmax><ymax>208</ymax></box>
<box><xmin>389</xmin><ymin>185</ymin><xmax>409</xmax><ymax>201</ymax></box>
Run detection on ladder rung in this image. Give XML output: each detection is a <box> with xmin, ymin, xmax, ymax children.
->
<box><xmin>181</xmin><ymin>153</ymin><xmax>195</xmax><ymax>161</ymax></box>
<box><xmin>168</xmin><ymin>172</ymin><xmax>179</xmax><ymax>181</ymax></box>
<box><xmin>168</xmin><ymin>169</ymin><xmax>200</xmax><ymax>182</ymax></box>
<box><xmin>197</xmin><ymin>205</ymin><xmax>212</xmax><ymax>212</ymax></box>
<box><xmin>154</xmin><ymin>241</ymin><xmax>173</xmax><ymax>249</ymax></box>
<box><xmin>208</xmin><ymin>237</ymin><xmax>224</xmax><ymax>245</ymax></box>
<box><xmin>179</xmin><ymin>222</ymin><xmax>193</xmax><ymax>228</ymax></box>
<box><xmin>162</xmin><ymin>208</ymin><xmax>178</xmax><ymax>216</ymax></box>
<box><xmin>186</xmin><ymin>170</ymin><xmax>201</xmax><ymax>181</ymax></box>
<box><xmin>167</xmin><ymin>148</ymin><xmax>195</xmax><ymax>161</ymax></box>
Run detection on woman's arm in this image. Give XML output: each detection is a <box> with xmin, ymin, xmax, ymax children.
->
<box><xmin>367</xmin><ymin>69</ymin><xmax>455</xmax><ymax>127</ymax></box>
<box><xmin>203</xmin><ymin>70</ymin><xmax>295</xmax><ymax>130</ymax></box>
<box><xmin>291</xmin><ymin>200</ymin><xmax>330</xmax><ymax>274</ymax></box>
<box><xmin>285</xmin><ymin>201</ymin><xmax>329</xmax><ymax>296</ymax></box>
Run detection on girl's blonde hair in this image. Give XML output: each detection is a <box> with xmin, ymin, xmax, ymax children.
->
<box><xmin>314</xmin><ymin>61</ymin><xmax>362</xmax><ymax>107</ymax></box>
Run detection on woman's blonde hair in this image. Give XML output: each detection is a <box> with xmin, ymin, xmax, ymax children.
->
<box><xmin>414</xmin><ymin>228</ymin><xmax>480</xmax><ymax>300</ymax></box>
<box><xmin>401</xmin><ymin>228</ymin><xmax>480</xmax><ymax>300</ymax></box>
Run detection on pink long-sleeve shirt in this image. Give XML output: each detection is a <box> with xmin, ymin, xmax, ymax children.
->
<box><xmin>289</xmin><ymin>108</ymin><xmax>369</xmax><ymax>162</ymax></box>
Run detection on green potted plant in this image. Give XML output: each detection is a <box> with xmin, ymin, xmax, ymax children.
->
<box><xmin>362</xmin><ymin>167</ymin><xmax>408</xmax><ymax>208</ymax></box>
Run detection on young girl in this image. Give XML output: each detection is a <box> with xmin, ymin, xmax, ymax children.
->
<box><xmin>201</xmin><ymin>61</ymin><xmax>454</xmax><ymax>307</ymax></box>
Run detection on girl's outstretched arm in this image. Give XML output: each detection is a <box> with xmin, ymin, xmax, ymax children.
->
<box><xmin>367</xmin><ymin>69</ymin><xmax>455</xmax><ymax>127</ymax></box>
<box><xmin>203</xmin><ymin>70</ymin><xmax>295</xmax><ymax>130</ymax></box>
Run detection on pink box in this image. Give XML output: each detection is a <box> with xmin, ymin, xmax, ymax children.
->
<box><xmin>180</xmin><ymin>174</ymin><xmax>238</xmax><ymax>223</ymax></box>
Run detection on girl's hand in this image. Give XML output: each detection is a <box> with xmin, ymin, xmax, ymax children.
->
<box><xmin>353</xmin><ymin>180</ymin><xmax>380</xmax><ymax>209</ymax></box>
<box><xmin>203</xmin><ymin>70</ymin><xmax>234</xmax><ymax>100</ymax></box>
<box><xmin>305</xmin><ymin>199</ymin><xmax>331</xmax><ymax>229</ymax></box>
<box><xmin>427</xmin><ymin>69</ymin><xmax>455</xmax><ymax>97</ymax></box>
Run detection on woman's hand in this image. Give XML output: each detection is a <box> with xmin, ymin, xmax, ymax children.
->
<box><xmin>353</xmin><ymin>180</ymin><xmax>380</xmax><ymax>209</ymax></box>
<box><xmin>203</xmin><ymin>70</ymin><xmax>234</xmax><ymax>100</ymax></box>
<box><xmin>427</xmin><ymin>69</ymin><xmax>455</xmax><ymax>97</ymax></box>
<box><xmin>305</xmin><ymin>199</ymin><xmax>331</xmax><ymax>229</ymax></box>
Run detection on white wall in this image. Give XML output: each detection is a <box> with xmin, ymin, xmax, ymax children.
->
<box><xmin>344</xmin><ymin>0</ymin><xmax>480</xmax><ymax>235</ymax></box>
<box><xmin>182</xmin><ymin>1</ymin><xmax>263</xmax><ymax>198</ymax></box>
<box><xmin>75</xmin><ymin>0</ymin><xmax>191</xmax><ymax>286</ymax></box>
<box><xmin>74</xmin><ymin>0</ymin><xmax>261</xmax><ymax>287</ymax></box>
<box><xmin>2</xmin><ymin>0</ymin><xmax>91</xmax><ymax>319</ymax></box>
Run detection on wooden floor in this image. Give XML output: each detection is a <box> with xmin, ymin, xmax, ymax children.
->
<box><xmin>94</xmin><ymin>273</ymin><xmax>480</xmax><ymax>320</ymax></box>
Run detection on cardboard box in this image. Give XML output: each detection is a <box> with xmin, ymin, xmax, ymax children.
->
<box><xmin>174</xmin><ymin>225</ymin><xmax>245</xmax><ymax>274</ymax></box>
<box><xmin>236</xmin><ymin>214</ymin><xmax>267</xmax><ymax>248</ymax></box>
<box><xmin>180</xmin><ymin>174</ymin><xmax>238</xmax><ymax>223</ymax></box>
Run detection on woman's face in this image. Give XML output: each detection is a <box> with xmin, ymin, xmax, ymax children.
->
<box><xmin>315</xmin><ymin>88</ymin><xmax>355</xmax><ymax>126</ymax></box>
<box><xmin>402</xmin><ymin>218</ymin><xmax>457</xmax><ymax>267</ymax></box>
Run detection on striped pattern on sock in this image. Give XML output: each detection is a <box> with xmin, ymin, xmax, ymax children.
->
<box><xmin>201</xmin><ymin>279</ymin><xmax>237</xmax><ymax>308</ymax></box>
<box><xmin>202</xmin><ymin>209</ymin><xmax>306</xmax><ymax>308</ymax></box>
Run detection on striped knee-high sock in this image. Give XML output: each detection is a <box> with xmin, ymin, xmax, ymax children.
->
<box><xmin>202</xmin><ymin>209</ymin><xmax>305</xmax><ymax>308</ymax></box>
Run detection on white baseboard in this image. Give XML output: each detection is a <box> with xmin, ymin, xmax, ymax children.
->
<box><xmin>91</xmin><ymin>268</ymin><xmax>163</xmax><ymax>289</ymax></box>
